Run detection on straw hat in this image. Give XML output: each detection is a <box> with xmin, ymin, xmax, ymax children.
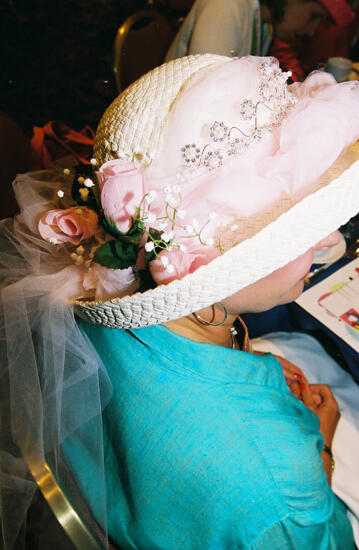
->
<box><xmin>70</xmin><ymin>54</ymin><xmax>359</xmax><ymax>329</ymax></box>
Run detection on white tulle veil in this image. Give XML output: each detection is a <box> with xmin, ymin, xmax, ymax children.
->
<box><xmin>0</xmin><ymin>163</ymin><xmax>113</xmax><ymax>548</ymax></box>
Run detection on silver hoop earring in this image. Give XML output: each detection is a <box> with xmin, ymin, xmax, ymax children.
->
<box><xmin>193</xmin><ymin>302</ymin><xmax>228</xmax><ymax>326</ymax></box>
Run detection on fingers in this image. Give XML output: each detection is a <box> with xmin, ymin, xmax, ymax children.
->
<box><xmin>309</xmin><ymin>384</ymin><xmax>337</xmax><ymax>406</ymax></box>
<box><xmin>300</xmin><ymin>379</ymin><xmax>316</xmax><ymax>411</ymax></box>
<box><xmin>274</xmin><ymin>355</ymin><xmax>308</xmax><ymax>383</ymax></box>
<box><xmin>309</xmin><ymin>384</ymin><xmax>333</xmax><ymax>397</ymax></box>
<box><xmin>311</xmin><ymin>392</ymin><xmax>323</xmax><ymax>407</ymax></box>
<box><xmin>308</xmin><ymin>385</ymin><xmax>340</xmax><ymax>429</ymax></box>
<box><xmin>289</xmin><ymin>381</ymin><xmax>302</xmax><ymax>400</ymax></box>
<box><xmin>308</xmin><ymin>385</ymin><xmax>340</xmax><ymax>447</ymax></box>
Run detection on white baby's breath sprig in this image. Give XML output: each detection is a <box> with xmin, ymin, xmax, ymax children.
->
<box><xmin>162</xmin><ymin>185</ymin><xmax>183</xmax><ymax>225</ymax></box>
<box><xmin>161</xmin><ymin>231</ymin><xmax>174</xmax><ymax>243</ymax></box>
<box><xmin>138</xmin><ymin>186</ymin><xmax>220</xmax><ymax>264</ymax></box>
<box><xmin>145</xmin><ymin>190</ymin><xmax>157</xmax><ymax>205</ymax></box>
<box><xmin>158</xmin><ymin>221</ymin><xmax>169</xmax><ymax>231</ymax></box>
<box><xmin>177</xmin><ymin>209</ymin><xmax>186</xmax><ymax>220</ymax></box>
<box><xmin>145</xmin><ymin>241</ymin><xmax>155</xmax><ymax>252</ymax></box>
<box><xmin>166</xmin><ymin>194</ymin><xmax>180</xmax><ymax>209</ymax></box>
<box><xmin>160</xmin><ymin>255</ymin><xmax>169</xmax><ymax>268</ymax></box>
<box><xmin>192</xmin><ymin>218</ymin><xmax>200</xmax><ymax>232</ymax></box>
<box><xmin>157</xmin><ymin>255</ymin><xmax>176</xmax><ymax>275</ymax></box>
<box><xmin>175</xmin><ymin>208</ymin><xmax>218</xmax><ymax>247</ymax></box>
<box><xmin>146</xmin><ymin>212</ymin><xmax>157</xmax><ymax>224</ymax></box>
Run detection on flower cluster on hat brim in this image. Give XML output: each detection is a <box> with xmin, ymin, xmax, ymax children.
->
<box><xmin>36</xmin><ymin>155</ymin><xmax>224</xmax><ymax>305</ymax></box>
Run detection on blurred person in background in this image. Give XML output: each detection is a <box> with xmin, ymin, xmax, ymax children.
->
<box><xmin>270</xmin><ymin>0</ymin><xmax>356</xmax><ymax>81</ymax></box>
<box><xmin>166</xmin><ymin>0</ymin><xmax>331</xmax><ymax>60</ymax></box>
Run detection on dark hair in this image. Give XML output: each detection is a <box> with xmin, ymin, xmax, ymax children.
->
<box><xmin>262</xmin><ymin>0</ymin><xmax>287</xmax><ymax>23</ymax></box>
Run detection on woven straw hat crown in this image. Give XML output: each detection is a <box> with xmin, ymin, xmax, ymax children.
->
<box><xmin>94</xmin><ymin>55</ymin><xmax>231</xmax><ymax>166</ymax></box>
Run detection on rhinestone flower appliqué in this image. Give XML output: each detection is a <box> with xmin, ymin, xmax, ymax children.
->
<box><xmin>179</xmin><ymin>59</ymin><xmax>297</xmax><ymax>176</ymax></box>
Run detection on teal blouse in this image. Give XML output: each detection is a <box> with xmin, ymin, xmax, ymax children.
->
<box><xmin>66</xmin><ymin>321</ymin><xmax>355</xmax><ymax>549</ymax></box>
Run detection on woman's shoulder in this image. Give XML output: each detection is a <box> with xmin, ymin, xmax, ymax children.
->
<box><xmin>77</xmin><ymin>320</ymin><xmax>346</xmax><ymax>546</ymax></box>
<box><xmin>78</xmin><ymin>318</ymin><xmax>281</xmax><ymax>383</ymax></box>
<box><xmin>103</xmin><ymin>384</ymin><xmax>338</xmax><ymax>548</ymax></box>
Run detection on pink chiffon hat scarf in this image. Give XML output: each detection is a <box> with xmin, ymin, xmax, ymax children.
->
<box><xmin>19</xmin><ymin>54</ymin><xmax>359</xmax><ymax>329</ymax></box>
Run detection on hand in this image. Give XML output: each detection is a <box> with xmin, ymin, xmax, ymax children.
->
<box><xmin>300</xmin><ymin>382</ymin><xmax>340</xmax><ymax>484</ymax></box>
<box><xmin>270</xmin><ymin>354</ymin><xmax>309</xmax><ymax>400</ymax></box>
<box><xmin>253</xmin><ymin>351</ymin><xmax>309</xmax><ymax>398</ymax></box>
<box><xmin>300</xmin><ymin>382</ymin><xmax>340</xmax><ymax>447</ymax></box>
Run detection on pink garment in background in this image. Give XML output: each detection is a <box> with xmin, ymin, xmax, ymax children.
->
<box><xmin>270</xmin><ymin>14</ymin><xmax>359</xmax><ymax>81</ymax></box>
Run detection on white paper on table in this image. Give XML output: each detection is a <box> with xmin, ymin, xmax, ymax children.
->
<box><xmin>295</xmin><ymin>258</ymin><xmax>359</xmax><ymax>353</ymax></box>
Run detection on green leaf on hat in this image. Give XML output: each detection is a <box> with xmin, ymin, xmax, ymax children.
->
<box><xmin>137</xmin><ymin>269</ymin><xmax>157</xmax><ymax>293</ymax></box>
<box><xmin>93</xmin><ymin>239</ymin><xmax>138</xmax><ymax>269</ymax></box>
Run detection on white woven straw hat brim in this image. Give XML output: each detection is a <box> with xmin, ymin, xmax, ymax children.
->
<box><xmin>74</xmin><ymin>153</ymin><xmax>359</xmax><ymax>329</ymax></box>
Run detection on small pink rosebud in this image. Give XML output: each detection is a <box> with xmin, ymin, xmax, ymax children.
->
<box><xmin>97</xmin><ymin>159</ymin><xmax>145</xmax><ymax>233</ymax></box>
<box><xmin>38</xmin><ymin>206</ymin><xmax>98</xmax><ymax>245</ymax></box>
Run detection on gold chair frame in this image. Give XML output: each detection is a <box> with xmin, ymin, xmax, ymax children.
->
<box><xmin>27</xmin><ymin>454</ymin><xmax>104</xmax><ymax>549</ymax></box>
<box><xmin>113</xmin><ymin>9</ymin><xmax>175</xmax><ymax>92</ymax></box>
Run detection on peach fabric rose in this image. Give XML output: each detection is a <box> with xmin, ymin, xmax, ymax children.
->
<box><xmin>38</xmin><ymin>206</ymin><xmax>98</xmax><ymax>245</ymax></box>
<box><xmin>149</xmin><ymin>243</ymin><xmax>220</xmax><ymax>285</ymax></box>
<box><xmin>97</xmin><ymin>159</ymin><xmax>145</xmax><ymax>233</ymax></box>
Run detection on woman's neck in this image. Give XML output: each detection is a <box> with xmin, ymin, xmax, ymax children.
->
<box><xmin>164</xmin><ymin>306</ymin><xmax>239</xmax><ymax>350</ymax></box>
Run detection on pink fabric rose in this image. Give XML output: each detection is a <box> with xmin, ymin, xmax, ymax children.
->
<box><xmin>97</xmin><ymin>159</ymin><xmax>145</xmax><ymax>233</ymax></box>
<box><xmin>149</xmin><ymin>243</ymin><xmax>220</xmax><ymax>285</ymax></box>
<box><xmin>38</xmin><ymin>206</ymin><xmax>98</xmax><ymax>245</ymax></box>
